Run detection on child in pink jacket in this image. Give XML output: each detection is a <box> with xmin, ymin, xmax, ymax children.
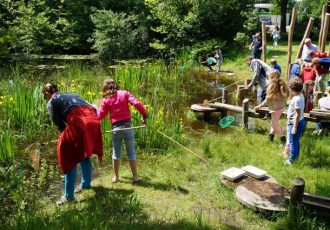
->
<box><xmin>98</xmin><ymin>79</ymin><xmax>147</xmax><ymax>183</ymax></box>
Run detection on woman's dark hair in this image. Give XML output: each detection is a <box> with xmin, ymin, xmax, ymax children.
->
<box><xmin>102</xmin><ymin>79</ymin><xmax>120</xmax><ymax>98</ymax></box>
<box><xmin>288</xmin><ymin>77</ymin><xmax>303</xmax><ymax>92</ymax></box>
<box><xmin>42</xmin><ymin>83</ymin><xmax>59</xmax><ymax>94</ymax></box>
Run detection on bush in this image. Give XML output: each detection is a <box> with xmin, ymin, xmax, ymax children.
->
<box><xmin>90</xmin><ymin>10</ymin><xmax>151</xmax><ymax>59</ymax></box>
<box><xmin>233</xmin><ymin>32</ymin><xmax>250</xmax><ymax>49</ymax></box>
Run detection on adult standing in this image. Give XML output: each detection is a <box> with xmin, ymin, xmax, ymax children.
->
<box><xmin>301</xmin><ymin>38</ymin><xmax>317</xmax><ymax>63</ymax></box>
<box><xmin>245</xmin><ymin>56</ymin><xmax>272</xmax><ymax>103</ymax></box>
<box><xmin>271</xmin><ymin>25</ymin><xmax>280</xmax><ymax>49</ymax></box>
<box><xmin>250</xmin><ymin>33</ymin><xmax>262</xmax><ymax>59</ymax></box>
<box><xmin>42</xmin><ymin>83</ymin><xmax>103</xmax><ymax>205</ymax></box>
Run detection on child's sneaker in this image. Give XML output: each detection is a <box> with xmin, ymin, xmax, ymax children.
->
<box><xmin>56</xmin><ymin>196</ymin><xmax>74</xmax><ymax>206</ymax></box>
<box><xmin>284</xmin><ymin>159</ymin><xmax>292</xmax><ymax>165</ymax></box>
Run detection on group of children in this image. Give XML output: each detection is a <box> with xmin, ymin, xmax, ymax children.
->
<box><xmin>253</xmin><ymin>67</ymin><xmax>305</xmax><ymax>165</ymax></box>
<box><xmin>42</xmin><ymin>80</ymin><xmax>147</xmax><ymax>205</ymax></box>
<box><xmin>251</xmin><ymin>38</ymin><xmax>330</xmax><ymax>165</ymax></box>
<box><xmin>201</xmin><ymin>46</ymin><xmax>223</xmax><ymax>72</ymax></box>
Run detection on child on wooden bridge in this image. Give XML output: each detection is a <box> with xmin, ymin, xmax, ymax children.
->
<box><xmin>254</xmin><ymin>70</ymin><xmax>289</xmax><ymax>144</ymax></box>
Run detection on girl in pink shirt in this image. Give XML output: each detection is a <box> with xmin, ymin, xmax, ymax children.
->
<box><xmin>98</xmin><ymin>79</ymin><xmax>147</xmax><ymax>183</ymax></box>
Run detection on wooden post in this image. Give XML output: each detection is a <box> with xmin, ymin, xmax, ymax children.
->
<box><xmin>289</xmin><ymin>178</ymin><xmax>305</xmax><ymax>222</ymax></box>
<box><xmin>320</xmin><ymin>13</ymin><xmax>330</xmax><ymax>52</ymax></box>
<box><xmin>222</xmin><ymin>89</ymin><xmax>228</xmax><ymax>104</ymax></box>
<box><xmin>236</xmin><ymin>85</ymin><xmax>245</xmax><ymax>106</ymax></box>
<box><xmin>318</xmin><ymin>5</ymin><xmax>327</xmax><ymax>48</ymax></box>
<box><xmin>314</xmin><ymin>91</ymin><xmax>324</xmax><ymax>106</ymax></box>
<box><xmin>286</xmin><ymin>8</ymin><xmax>298</xmax><ymax>81</ymax></box>
<box><xmin>242</xmin><ymin>98</ymin><xmax>249</xmax><ymax>129</ymax></box>
<box><xmin>261</xmin><ymin>22</ymin><xmax>267</xmax><ymax>62</ymax></box>
<box><xmin>296</xmin><ymin>17</ymin><xmax>314</xmax><ymax>60</ymax></box>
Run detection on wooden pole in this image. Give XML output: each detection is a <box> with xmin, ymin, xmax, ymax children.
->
<box><xmin>296</xmin><ymin>17</ymin><xmax>314</xmax><ymax>60</ymax></box>
<box><xmin>318</xmin><ymin>5</ymin><xmax>327</xmax><ymax>48</ymax></box>
<box><xmin>286</xmin><ymin>8</ymin><xmax>298</xmax><ymax>81</ymax></box>
<box><xmin>222</xmin><ymin>89</ymin><xmax>228</xmax><ymax>104</ymax></box>
<box><xmin>320</xmin><ymin>13</ymin><xmax>330</xmax><ymax>52</ymax></box>
<box><xmin>261</xmin><ymin>22</ymin><xmax>267</xmax><ymax>62</ymax></box>
<box><xmin>242</xmin><ymin>98</ymin><xmax>249</xmax><ymax>129</ymax></box>
<box><xmin>236</xmin><ymin>85</ymin><xmax>245</xmax><ymax>106</ymax></box>
<box><xmin>289</xmin><ymin>178</ymin><xmax>305</xmax><ymax>223</ymax></box>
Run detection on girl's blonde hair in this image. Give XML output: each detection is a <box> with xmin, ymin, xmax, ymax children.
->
<box><xmin>266</xmin><ymin>70</ymin><xmax>289</xmax><ymax>101</ymax></box>
<box><xmin>311</xmin><ymin>57</ymin><xmax>319</xmax><ymax>69</ymax></box>
<box><xmin>102</xmin><ymin>79</ymin><xmax>120</xmax><ymax>98</ymax></box>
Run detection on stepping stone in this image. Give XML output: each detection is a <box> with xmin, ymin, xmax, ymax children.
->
<box><xmin>220</xmin><ymin>167</ymin><xmax>245</xmax><ymax>181</ymax></box>
<box><xmin>241</xmin><ymin>165</ymin><xmax>267</xmax><ymax>179</ymax></box>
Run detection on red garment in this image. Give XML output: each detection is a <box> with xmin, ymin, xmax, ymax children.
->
<box><xmin>301</xmin><ymin>65</ymin><xmax>316</xmax><ymax>83</ymax></box>
<box><xmin>58</xmin><ymin>107</ymin><xmax>103</xmax><ymax>173</ymax></box>
<box><xmin>315</xmin><ymin>51</ymin><xmax>327</xmax><ymax>58</ymax></box>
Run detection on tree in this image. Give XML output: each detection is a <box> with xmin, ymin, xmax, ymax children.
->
<box><xmin>90</xmin><ymin>10</ymin><xmax>151</xmax><ymax>59</ymax></box>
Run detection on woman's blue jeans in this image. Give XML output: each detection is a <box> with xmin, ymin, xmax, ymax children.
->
<box><xmin>64</xmin><ymin>157</ymin><xmax>92</xmax><ymax>200</ymax></box>
<box><xmin>288</xmin><ymin>119</ymin><xmax>306</xmax><ymax>162</ymax></box>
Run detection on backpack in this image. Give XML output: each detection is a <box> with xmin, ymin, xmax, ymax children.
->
<box><xmin>301</xmin><ymin>65</ymin><xmax>316</xmax><ymax>83</ymax></box>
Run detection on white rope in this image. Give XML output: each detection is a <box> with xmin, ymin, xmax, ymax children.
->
<box><xmin>105</xmin><ymin>125</ymin><xmax>146</xmax><ymax>133</ymax></box>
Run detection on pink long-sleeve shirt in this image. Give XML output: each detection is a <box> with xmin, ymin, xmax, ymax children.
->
<box><xmin>97</xmin><ymin>90</ymin><xmax>147</xmax><ymax>125</ymax></box>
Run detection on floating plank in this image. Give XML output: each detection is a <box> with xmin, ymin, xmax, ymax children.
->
<box><xmin>191</xmin><ymin>104</ymin><xmax>217</xmax><ymax>112</ymax></box>
<box><xmin>235</xmin><ymin>181</ymin><xmax>287</xmax><ymax>212</ymax></box>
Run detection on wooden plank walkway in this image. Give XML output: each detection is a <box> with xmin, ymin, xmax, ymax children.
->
<box><xmin>191</xmin><ymin>102</ymin><xmax>319</xmax><ymax>123</ymax></box>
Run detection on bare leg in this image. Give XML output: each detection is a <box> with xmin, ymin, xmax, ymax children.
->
<box><xmin>113</xmin><ymin>159</ymin><xmax>120</xmax><ymax>182</ymax></box>
<box><xmin>129</xmin><ymin>160</ymin><xmax>141</xmax><ymax>181</ymax></box>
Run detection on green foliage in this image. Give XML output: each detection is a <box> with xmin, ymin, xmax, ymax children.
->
<box><xmin>0</xmin><ymin>130</ymin><xmax>16</xmax><ymax>162</ymax></box>
<box><xmin>0</xmin><ymin>35</ymin><xmax>10</xmax><ymax>55</ymax></box>
<box><xmin>0</xmin><ymin>160</ymin><xmax>57</xmax><ymax>226</ymax></box>
<box><xmin>146</xmin><ymin>0</ymin><xmax>254</xmax><ymax>55</ymax></box>
<box><xmin>90</xmin><ymin>10</ymin><xmax>151</xmax><ymax>59</ymax></box>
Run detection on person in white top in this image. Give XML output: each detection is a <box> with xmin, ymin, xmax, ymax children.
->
<box><xmin>284</xmin><ymin>77</ymin><xmax>306</xmax><ymax>165</ymax></box>
<box><xmin>271</xmin><ymin>25</ymin><xmax>280</xmax><ymax>49</ymax></box>
<box><xmin>316</xmin><ymin>87</ymin><xmax>330</xmax><ymax>132</ymax></box>
<box><xmin>301</xmin><ymin>38</ymin><xmax>317</xmax><ymax>63</ymax></box>
<box><xmin>214</xmin><ymin>46</ymin><xmax>223</xmax><ymax>73</ymax></box>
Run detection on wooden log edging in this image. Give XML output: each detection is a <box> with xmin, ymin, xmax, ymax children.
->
<box><xmin>289</xmin><ymin>178</ymin><xmax>305</xmax><ymax>223</ymax></box>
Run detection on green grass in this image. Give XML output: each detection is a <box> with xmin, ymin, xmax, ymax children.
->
<box><xmin>6</xmin><ymin>127</ymin><xmax>329</xmax><ymax>229</ymax></box>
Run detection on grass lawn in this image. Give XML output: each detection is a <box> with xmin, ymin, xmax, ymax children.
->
<box><xmin>8</xmin><ymin>41</ymin><xmax>330</xmax><ymax>230</ymax></box>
